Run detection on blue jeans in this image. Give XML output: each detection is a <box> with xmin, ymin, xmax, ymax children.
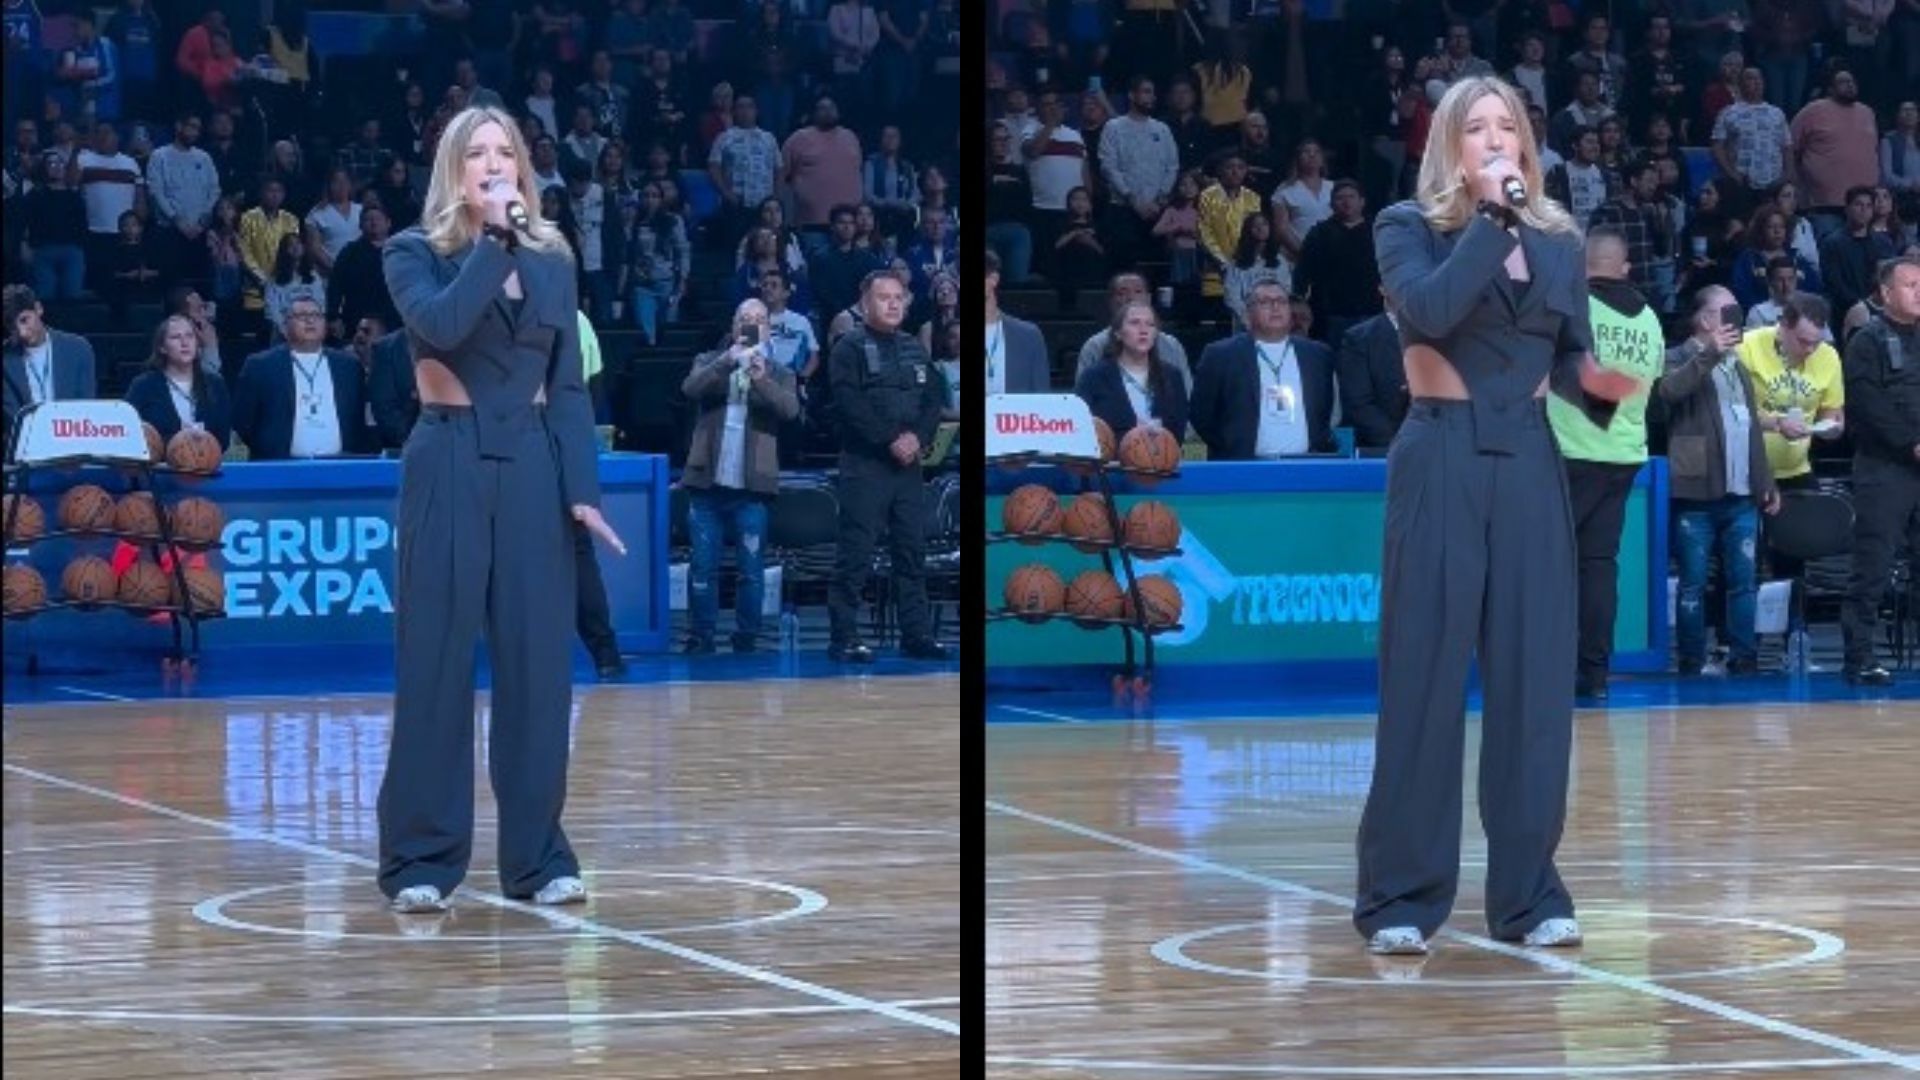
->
<box><xmin>985</xmin><ymin>222</ymin><xmax>1032</xmax><ymax>284</ymax></box>
<box><xmin>1674</xmin><ymin>495</ymin><xmax>1759</xmax><ymax>667</ymax></box>
<box><xmin>32</xmin><ymin>244</ymin><xmax>85</xmax><ymax>300</ymax></box>
<box><xmin>630</xmin><ymin>281</ymin><xmax>675</xmax><ymax>344</ymax></box>
<box><xmin>688</xmin><ymin>488</ymin><xmax>769</xmax><ymax>646</ymax></box>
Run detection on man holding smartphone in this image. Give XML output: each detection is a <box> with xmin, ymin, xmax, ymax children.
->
<box><xmin>679</xmin><ymin>299</ymin><xmax>800</xmax><ymax>654</ymax></box>
<box><xmin>1657</xmin><ymin>285</ymin><xmax>1781</xmax><ymax>676</ymax></box>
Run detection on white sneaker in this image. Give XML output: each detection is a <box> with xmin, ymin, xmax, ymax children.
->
<box><xmin>391</xmin><ymin>885</ymin><xmax>450</xmax><ymax>914</ymax></box>
<box><xmin>532</xmin><ymin>875</ymin><xmax>587</xmax><ymax>905</ymax></box>
<box><xmin>1523</xmin><ymin>917</ymin><xmax>1583</xmax><ymax>947</ymax></box>
<box><xmin>1367</xmin><ymin>926</ymin><xmax>1429</xmax><ymax>955</ymax></box>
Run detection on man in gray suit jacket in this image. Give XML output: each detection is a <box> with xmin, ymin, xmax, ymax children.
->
<box><xmin>985</xmin><ymin>250</ymin><xmax>1050</xmax><ymax>393</ymax></box>
<box><xmin>3</xmin><ymin>285</ymin><xmax>98</xmax><ymax>454</ymax></box>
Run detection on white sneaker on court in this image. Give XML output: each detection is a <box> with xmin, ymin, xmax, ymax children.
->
<box><xmin>1367</xmin><ymin>926</ymin><xmax>1429</xmax><ymax>955</ymax></box>
<box><xmin>1523</xmin><ymin>917</ymin><xmax>1582</xmax><ymax>947</ymax></box>
<box><xmin>391</xmin><ymin>885</ymin><xmax>450</xmax><ymax>914</ymax></box>
<box><xmin>533</xmin><ymin>876</ymin><xmax>587</xmax><ymax>905</ymax></box>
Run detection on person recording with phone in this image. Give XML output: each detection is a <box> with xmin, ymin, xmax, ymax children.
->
<box><xmin>1353</xmin><ymin>77</ymin><xmax>1643</xmax><ymax>959</ymax></box>
<box><xmin>679</xmin><ymin>298</ymin><xmax>800</xmax><ymax>655</ymax></box>
<box><xmin>1658</xmin><ymin>284</ymin><xmax>1780</xmax><ymax>679</ymax></box>
<box><xmin>375</xmin><ymin>106</ymin><xmax>626</xmax><ymax>916</ymax></box>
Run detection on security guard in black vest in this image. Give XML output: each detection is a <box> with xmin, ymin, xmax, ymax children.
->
<box><xmin>1840</xmin><ymin>255</ymin><xmax>1920</xmax><ymax>685</ymax></box>
<box><xmin>826</xmin><ymin>270</ymin><xmax>951</xmax><ymax>662</ymax></box>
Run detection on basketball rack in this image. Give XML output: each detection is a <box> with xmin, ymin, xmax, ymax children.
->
<box><xmin>5</xmin><ymin>405</ymin><xmax>225</xmax><ymax>678</ymax></box>
<box><xmin>986</xmin><ymin>450</ymin><xmax>1184</xmax><ymax>700</ymax></box>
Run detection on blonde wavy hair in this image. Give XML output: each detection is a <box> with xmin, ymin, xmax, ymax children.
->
<box><xmin>1415</xmin><ymin>77</ymin><xmax>1577</xmax><ymax>236</ymax></box>
<box><xmin>419</xmin><ymin>106</ymin><xmax>571</xmax><ymax>257</ymax></box>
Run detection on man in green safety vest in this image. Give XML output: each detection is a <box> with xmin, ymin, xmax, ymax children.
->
<box><xmin>1548</xmin><ymin>227</ymin><xmax>1667</xmax><ymax>702</ymax></box>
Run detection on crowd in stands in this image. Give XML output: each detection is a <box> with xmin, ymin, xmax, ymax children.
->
<box><xmin>4</xmin><ymin>0</ymin><xmax>964</xmax><ymax>466</ymax></box>
<box><xmin>984</xmin><ymin>0</ymin><xmax>1920</xmax><ymax>680</ymax></box>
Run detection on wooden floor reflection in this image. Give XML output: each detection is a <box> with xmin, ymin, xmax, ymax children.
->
<box><xmin>4</xmin><ymin>675</ymin><xmax>959</xmax><ymax>1078</ymax></box>
<box><xmin>987</xmin><ymin>702</ymin><xmax>1920</xmax><ymax>1078</ymax></box>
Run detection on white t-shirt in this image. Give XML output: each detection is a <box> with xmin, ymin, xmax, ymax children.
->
<box><xmin>1025</xmin><ymin>125</ymin><xmax>1087</xmax><ymax>212</ymax></box>
<box><xmin>1274</xmin><ymin>179</ymin><xmax>1332</xmax><ymax>240</ymax></box>
<box><xmin>1253</xmin><ymin>338</ymin><xmax>1309</xmax><ymax>459</ymax></box>
<box><xmin>767</xmin><ymin>309</ymin><xmax>819</xmax><ymax>374</ymax></box>
<box><xmin>76</xmin><ymin>149</ymin><xmax>141</xmax><ymax>235</ymax></box>
<box><xmin>1562</xmin><ymin>162</ymin><xmax>1609</xmax><ymax>230</ymax></box>
<box><xmin>165</xmin><ymin>372</ymin><xmax>200</xmax><ymax>429</ymax></box>
<box><xmin>572</xmin><ymin>182</ymin><xmax>605</xmax><ymax>272</ymax></box>
<box><xmin>286</xmin><ymin>350</ymin><xmax>343</xmax><ymax>459</ymax></box>
<box><xmin>305</xmin><ymin>201</ymin><xmax>362</xmax><ymax>265</ymax></box>
<box><xmin>22</xmin><ymin>339</ymin><xmax>53</xmax><ymax>404</ymax></box>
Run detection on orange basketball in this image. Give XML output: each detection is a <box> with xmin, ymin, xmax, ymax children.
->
<box><xmin>1119</xmin><ymin>424</ymin><xmax>1181</xmax><ymax>481</ymax></box>
<box><xmin>4</xmin><ymin>494</ymin><xmax>45</xmax><ymax>543</ymax></box>
<box><xmin>1002</xmin><ymin>484</ymin><xmax>1062</xmax><ymax>541</ymax></box>
<box><xmin>1122</xmin><ymin>574</ymin><xmax>1185</xmax><ymax>629</ymax></box>
<box><xmin>142</xmin><ymin>422</ymin><xmax>165</xmax><ymax>462</ymax></box>
<box><xmin>1123</xmin><ymin>500</ymin><xmax>1182</xmax><ymax>552</ymax></box>
<box><xmin>169</xmin><ymin>497</ymin><xmax>225</xmax><ymax>546</ymax></box>
<box><xmin>61</xmin><ymin>555</ymin><xmax>117</xmax><ymax>606</ymax></box>
<box><xmin>1002</xmin><ymin>564</ymin><xmax>1066</xmax><ymax>621</ymax></box>
<box><xmin>57</xmin><ymin>484</ymin><xmax>117</xmax><ymax>533</ymax></box>
<box><xmin>1065</xmin><ymin>569</ymin><xmax>1126</xmax><ymax>624</ymax></box>
<box><xmin>167</xmin><ymin>428</ymin><xmax>222</xmax><ymax>473</ymax></box>
<box><xmin>113</xmin><ymin>491</ymin><xmax>161</xmax><ymax>537</ymax></box>
<box><xmin>179</xmin><ymin>566</ymin><xmax>225</xmax><ymax>613</ymax></box>
<box><xmin>1060</xmin><ymin>492</ymin><xmax>1114</xmax><ymax>552</ymax></box>
<box><xmin>1066</xmin><ymin>416</ymin><xmax>1117</xmax><ymax>476</ymax></box>
<box><xmin>4</xmin><ymin>564</ymin><xmax>47</xmax><ymax>613</ymax></box>
<box><xmin>118</xmin><ymin>559</ymin><xmax>173</xmax><ymax>608</ymax></box>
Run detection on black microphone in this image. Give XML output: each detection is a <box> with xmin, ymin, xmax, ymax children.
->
<box><xmin>488</xmin><ymin>178</ymin><xmax>530</xmax><ymax>231</ymax></box>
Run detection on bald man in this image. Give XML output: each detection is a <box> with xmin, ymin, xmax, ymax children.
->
<box><xmin>1658</xmin><ymin>284</ymin><xmax>1780</xmax><ymax>677</ymax></box>
<box><xmin>1548</xmin><ymin>228</ymin><xmax>1665</xmax><ymax>700</ymax></box>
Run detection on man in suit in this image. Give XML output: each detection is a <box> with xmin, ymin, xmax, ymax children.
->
<box><xmin>363</xmin><ymin>320</ymin><xmax>420</xmax><ymax>451</ymax></box>
<box><xmin>3</xmin><ymin>285</ymin><xmax>98</xmax><ymax>450</ymax></box>
<box><xmin>232</xmin><ymin>295</ymin><xmax>372</xmax><ymax>460</ymax></box>
<box><xmin>1190</xmin><ymin>278</ymin><xmax>1338</xmax><ymax>460</ymax></box>
<box><xmin>1338</xmin><ymin>285</ymin><xmax>1410</xmax><ymax>450</ymax></box>
<box><xmin>984</xmin><ymin>249</ymin><xmax>1049</xmax><ymax>394</ymax></box>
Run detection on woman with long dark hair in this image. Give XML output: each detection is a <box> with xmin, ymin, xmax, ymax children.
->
<box><xmin>264</xmin><ymin>231</ymin><xmax>325</xmax><ymax>341</ymax></box>
<box><xmin>1355</xmin><ymin>76</ymin><xmax>1640</xmax><ymax>957</ymax></box>
<box><xmin>1730</xmin><ymin>207</ymin><xmax>1823</xmax><ymax>308</ymax></box>
<box><xmin>124</xmin><ymin>314</ymin><xmax>233</xmax><ymax>450</ymax></box>
<box><xmin>1073</xmin><ymin>300</ymin><xmax>1189</xmax><ymax>442</ymax></box>
<box><xmin>376</xmin><ymin>105</ymin><xmax>625</xmax><ymax>915</ymax></box>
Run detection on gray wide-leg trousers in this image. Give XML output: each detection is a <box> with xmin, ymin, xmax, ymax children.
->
<box><xmin>378</xmin><ymin>404</ymin><xmax>581</xmax><ymax>901</ymax></box>
<box><xmin>1354</xmin><ymin>399</ymin><xmax>1578</xmax><ymax>942</ymax></box>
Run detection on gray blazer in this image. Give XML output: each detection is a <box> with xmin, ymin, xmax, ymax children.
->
<box><xmin>382</xmin><ymin>226</ymin><xmax>600</xmax><ymax>508</ymax></box>
<box><xmin>3</xmin><ymin>328</ymin><xmax>98</xmax><ymax>425</ymax></box>
<box><xmin>1656</xmin><ymin>340</ymin><xmax>1775</xmax><ymax>505</ymax></box>
<box><xmin>1372</xmin><ymin>200</ymin><xmax>1611</xmax><ymax>454</ymax></box>
<box><xmin>997</xmin><ymin>313</ymin><xmax>1051</xmax><ymax>393</ymax></box>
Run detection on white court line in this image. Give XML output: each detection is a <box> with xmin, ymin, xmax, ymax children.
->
<box><xmin>987</xmin><ymin>800</ymin><xmax>1916</xmax><ymax>1073</ymax></box>
<box><xmin>52</xmin><ymin>686</ymin><xmax>135</xmax><ymax>702</ymax></box>
<box><xmin>4</xmin><ymin>836</ymin><xmax>225</xmax><ymax>856</ymax></box>
<box><xmin>2</xmin><ymin>762</ymin><xmax>959</xmax><ymax>1038</ymax></box>
<box><xmin>982</xmin><ymin>1055</ymin><xmax>1879</xmax><ymax>1076</ymax></box>
<box><xmin>996</xmin><ymin>705</ymin><xmax>1087</xmax><ymax>723</ymax></box>
<box><xmin>5</xmin><ymin>997</ymin><xmax>961</xmax><ymax>1027</ymax></box>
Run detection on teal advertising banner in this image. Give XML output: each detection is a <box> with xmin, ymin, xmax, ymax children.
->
<box><xmin>987</xmin><ymin>460</ymin><xmax>1666</xmax><ymax>673</ymax></box>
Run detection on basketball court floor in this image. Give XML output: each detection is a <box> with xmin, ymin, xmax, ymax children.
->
<box><xmin>3</xmin><ymin>659</ymin><xmax>960</xmax><ymax>1078</ymax></box>
<box><xmin>986</xmin><ymin>677</ymin><xmax>1920</xmax><ymax>1077</ymax></box>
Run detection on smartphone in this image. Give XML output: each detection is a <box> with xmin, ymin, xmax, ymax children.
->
<box><xmin>1720</xmin><ymin>303</ymin><xmax>1743</xmax><ymax>329</ymax></box>
<box><xmin>738</xmin><ymin>323</ymin><xmax>764</xmax><ymax>348</ymax></box>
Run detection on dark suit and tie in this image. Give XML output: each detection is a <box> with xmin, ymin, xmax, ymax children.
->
<box><xmin>231</xmin><ymin>345</ymin><xmax>373</xmax><ymax>460</ymax></box>
<box><xmin>1337</xmin><ymin>313</ymin><xmax>1411</xmax><ymax>449</ymax></box>
<box><xmin>1189</xmin><ymin>332</ymin><xmax>1338</xmax><ymax>460</ymax></box>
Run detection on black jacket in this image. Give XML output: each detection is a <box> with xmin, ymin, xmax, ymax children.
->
<box><xmin>1337</xmin><ymin>314</ymin><xmax>1409</xmax><ymax>449</ymax></box>
<box><xmin>1843</xmin><ymin>314</ymin><xmax>1920</xmax><ymax>471</ymax></box>
<box><xmin>231</xmin><ymin>345</ymin><xmax>372</xmax><ymax>460</ymax></box>
<box><xmin>1074</xmin><ymin>356</ymin><xmax>1189</xmax><ymax>445</ymax></box>
<box><xmin>828</xmin><ymin>325</ymin><xmax>945</xmax><ymax>468</ymax></box>
<box><xmin>366</xmin><ymin>329</ymin><xmax>418</xmax><ymax>450</ymax></box>
<box><xmin>1190</xmin><ymin>333</ymin><xmax>1337</xmax><ymax>460</ymax></box>
<box><xmin>125</xmin><ymin>368</ymin><xmax>233</xmax><ymax>451</ymax></box>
